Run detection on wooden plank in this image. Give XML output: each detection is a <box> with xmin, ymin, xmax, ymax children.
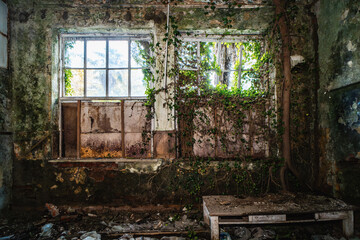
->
<box><xmin>249</xmin><ymin>214</ymin><xmax>286</xmax><ymax>222</ymax></box>
<box><xmin>203</xmin><ymin>202</ymin><xmax>210</xmax><ymax>225</ymax></box>
<box><xmin>210</xmin><ymin>216</ymin><xmax>219</xmax><ymax>240</ymax></box>
<box><xmin>121</xmin><ymin>100</ymin><xmax>125</xmax><ymax>157</ymax></box>
<box><xmin>77</xmin><ymin>100</ymin><xmax>81</xmax><ymax>159</ymax></box>
<box><xmin>202</xmin><ymin>195</ymin><xmax>353</xmax><ymax>216</ymax></box>
<box><xmin>219</xmin><ymin>219</ymin><xmax>316</xmax><ymax>225</ymax></box>
<box><xmin>315</xmin><ymin>211</ymin><xmax>349</xmax><ymax>220</ymax></box>
<box><xmin>342</xmin><ymin>211</ymin><xmax>354</xmax><ymax>237</ymax></box>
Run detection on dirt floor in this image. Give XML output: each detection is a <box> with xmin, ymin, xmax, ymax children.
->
<box><xmin>0</xmin><ymin>205</ymin><xmax>359</xmax><ymax>240</ymax></box>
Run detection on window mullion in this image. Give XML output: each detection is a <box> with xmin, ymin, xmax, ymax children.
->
<box><xmin>106</xmin><ymin>39</ymin><xmax>109</xmax><ymax>97</ymax></box>
<box><xmin>84</xmin><ymin>39</ymin><xmax>87</xmax><ymax>97</ymax></box>
<box><xmin>128</xmin><ymin>40</ymin><xmax>131</xmax><ymax>97</ymax></box>
<box><xmin>217</xmin><ymin>42</ymin><xmax>221</xmax><ymax>86</ymax></box>
<box><xmin>238</xmin><ymin>45</ymin><xmax>243</xmax><ymax>89</ymax></box>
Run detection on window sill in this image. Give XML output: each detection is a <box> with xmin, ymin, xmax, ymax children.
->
<box><xmin>48</xmin><ymin>158</ymin><xmax>162</xmax><ymax>163</ymax></box>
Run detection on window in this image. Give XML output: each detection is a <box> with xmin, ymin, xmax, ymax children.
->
<box><xmin>0</xmin><ymin>0</ymin><xmax>8</xmax><ymax>69</ymax></box>
<box><xmin>62</xmin><ymin>36</ymin><xmax>152</xmax><ymax>98</ymax></box>
<box><xmin>177</xmin><ymin>39</ymin><xmax>261</xmax><ymax>90</ymax></box>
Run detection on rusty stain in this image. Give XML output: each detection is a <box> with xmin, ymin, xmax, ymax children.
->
<box><xmin>81</xmin><ymin>146</ymin><xmax>123</xmax><ymax>158</ymax></box>
<box><xmin>55</xmin><ymin>172</ymin><xmax>64</xmax><ymax>183</ymax></box>
<box><xmin>74</xmin><ymin>186</ymin><xmax>82</xmax><ymax>194</ymax></box>
<box><xmin>68</xmin><ymin>167</ymin><xmax>87</xmax><ymax>184</ymax></box>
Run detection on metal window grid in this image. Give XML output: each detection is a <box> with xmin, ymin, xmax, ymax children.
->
<box><xmin>61</xmin><ymin>35</ymin><xmax>152</xmax><ymax>100</ymax></box>
<box><xmin>178</xmin><ymin>40</ymin><xmax>252</xmax><ymax>89</ymax></box>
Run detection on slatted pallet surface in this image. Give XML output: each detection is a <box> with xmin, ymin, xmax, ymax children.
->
<box><xmin>203</xmin><ymin>194</ymin><xmax>354</xmax><ymax>240</ymax></box>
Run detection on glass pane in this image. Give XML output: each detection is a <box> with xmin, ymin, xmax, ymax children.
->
<box><xmin>200</xmin><ymin>71</ymin><xmax>217</xmax><ymax>87</ymax></box>
<box><xmin>64</xmin><ymin>69</ymin><xmax>84</xmax><ymax>96</ymax></box>
<box><xmin>178</xmin><ymin>41</ymin><xmax>198</xmax><ymax>69</ymax></box>
<box><xmin>243</xmin><ymin>49</ymin><xmax>257</xmax><ymax>70</ymax></box>
<box><xmin>219</xmin><ymin>43</ymin><xmax>241</xmax><ymax>70</ymax></box>
<box><xmin>131</xmin><ymin>40</ymin><xmax>150</xmax><ymax>68</ymax></box>
<box><xmin>109</xmin><ymin>40</ymin><xmax>128</xmax><ymax>68</ymax></box>
<box><xmin>0</xmin><ymin>35</ymin><xmax>7</xmax><ymax>68</ymax></box>
<box><xmin>224</xmin><ymin>71</ymin><xmax>238</xmax><ymax>89</ymax></box>
<box><xmin>64</xmin><ymin>40</ymin><xmax>84</xmax><ymax>68</ymax></box>
<box><xmin>241</xmin><ymin>71</ymin><xmax>256</xmax><ymax>90</ymax></box>
<box><xmin>0</xmin><ymin>1</ymin><xmax>8</xmax><ymax>34</ymax></box>
<box><xmin>87</xmin><ymin>70</ymin><xmax>106</xmax><ymax>96</ymax></box>
<box><xmin>109</xmin><ymin>70</ymin><xmax>128</xmax><ymax>97</ymax></box>
<box><xmin>200</xmin><ymin>42</ymin><xmax>216</xmax><ymax>71</ymax></box>
<box><xmin>131</xmin><ymin>69</ymin><xmax>147</xmax><ymax>96</ymax></box>
<box><xmin>87</xmin><ymin>41</ymin><xmax>106</xmax><ymax>68</ymax></box>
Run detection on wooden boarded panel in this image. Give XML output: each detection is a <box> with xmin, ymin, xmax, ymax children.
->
<box><xmin>80</xmin><ymin>102</ymin><xmax>123</xmax><ymax>158</ymax></box>
<box><xmin>62</xmin><ymin>103</ymin><xmax>77</xmax><ymax>158</ymax></box>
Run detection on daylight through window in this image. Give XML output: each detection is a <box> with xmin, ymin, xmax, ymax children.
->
<box><xmin>178</xmin><ymin>40</ymin><xmax>261</xmax><ymax>90</ymax></box>
<box><xmin>62</xmin><ymin>36</ymin><xmax>152</xmax><ymax>98</ymax></box>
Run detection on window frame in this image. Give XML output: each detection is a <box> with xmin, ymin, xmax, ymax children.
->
<box><xmin>0</xmin><ymin>0</ymin><xmax>8</xmax><ymax>69</ymax></box>
<box><xmin>177</xmin><ymin>34</ymin><xmax>264</xmax><ymax>90</ymax></box>
<box><xmin>60</xmin><ymin>34</ymin><xmax>153</xmax><ymax>101</ymax></box>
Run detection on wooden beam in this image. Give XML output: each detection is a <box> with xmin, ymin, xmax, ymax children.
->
<box><xmin>210</xmin><ymin>216</ymin><xmax>219</xmax><ymax>240</ymax></box>
<box><xmin>342</xmin><ymin>211</ymin><xmax>354</xmax><ymax>237</ymax></box>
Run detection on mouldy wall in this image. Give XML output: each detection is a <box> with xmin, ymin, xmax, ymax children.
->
<box><xmin>9</xmin><ymin>0</ymin><xmax>276</xmax><ymax>206</ymax></box>
<box><xmin>280</xmin><ymin>0</ymin><xmax>319</xmax><ymax>189</ymax></box>
<box><xmin>318</xmin><ymin>0</ymin><xmax>360</xmax><ymax>203</ymax></box>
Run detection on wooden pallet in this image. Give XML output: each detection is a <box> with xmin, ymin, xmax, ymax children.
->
<box><xmin>203</xmin><ymin>195</ymin><xmax>354</xmax><ymax>240</ymax></box>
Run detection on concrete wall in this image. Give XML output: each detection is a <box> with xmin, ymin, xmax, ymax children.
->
<box><xmin>8</xmin><ymin>0</ymin><xmax>276</xmax><ymax>207</ymax></box>
<box><xmin>318</xmin><ymin>0</ymin><xmax>360</xmax><ymax>203</ymax></box>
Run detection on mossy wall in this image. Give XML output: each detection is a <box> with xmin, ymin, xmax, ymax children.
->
<box><xmin>318</xmin><ymin>0</ymin><xmax>360</xmax><ymax>203</ymax></box>
<box><xmin>2</xmin><ymin>0</ymin><xmax>332</xmax><ymax>208</ymax></box>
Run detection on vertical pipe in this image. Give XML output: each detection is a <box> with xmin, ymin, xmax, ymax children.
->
<box><xmin>77</xmin><ymin>100</ymin><xmax>81</xmax><ymax>159</ymax></box>
<box><xmin>121</xmin><ymin>100</ymin><xmax>125</xmax><ymax>157</ymax></box>
<box><xmin>59</xmin><ymin>36</ymin><xmax>63</xmax><ymax>158</ymax></box>
<box><xmin>163</xmin><ymin>2</ymin><xmax>170</xmax><ymax>89</ymax></box>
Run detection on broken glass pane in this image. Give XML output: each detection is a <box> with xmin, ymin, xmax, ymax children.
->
<box><xmin>219</xmin><ymin>43</ymin><xmax>241</xmax><ymax>71</ymax></box>
<box><xmin>131</xmin><ymin>69</ymin><xmax>147</xmax><ymax>96</ymax></box>
<box><xmin>87</xmin><ymin>41</ymin><xmax>106</xmax><ymax>68</ymax></box>
<box><xmin>64</xmin><ymin>69</ymin><xmax>84</xmax><ymax>97</ymax></box>
<box><xmin>87</xmin><ymin>70</ymin><xmax>106</xmax><ymax>96</ymax></box>
<box><xmin>109</xmin><ymin>40</ymin><xmax>128</xmax><ymax>68</ymax></box>
<box><xmin>200</xmin><ymin>71</ymin><xmax>217</xmax><ymax>87</ymax></box>
<box><xmin>131</xmin><ymin>40</ymin><xmax>150</xmax><ymax>68</ymax></box>
<box><xmin>224</xmin><ymin>71</ymin><xmax>238</xmax><ymax>89</ymax></box>
<box><xmin>200</xmin><ymin>42</ymin><xmax>216</xmax><ymax>71</ymax></box>
<box><xmin>109</xmin><ymin>70</ymin><xmax>128</xmax><ymax>97</ymax></box>
<box><xmin>178</xmin><ymin>41</ymin><xmax>198</xmax><ymax>69</ymax></box>
<box><xmin>243</xmin><ymin>42</ymin><xmax>258</xmax><ymax>70</ymax></box>
<box><xmin>241</xmin><ymin>71</ymin><xmax>258</xmax><ymax>90</ymax></box>
<box><xmin>64</xmin><ymin>40</ymin><xmax>84</xmax><ymax>68</ymax></box>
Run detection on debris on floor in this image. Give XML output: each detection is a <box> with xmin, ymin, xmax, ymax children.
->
<box><xmin>0</xmin><ymin>206</ymin><xmax>359</xmax><ymax>240</ymax></box>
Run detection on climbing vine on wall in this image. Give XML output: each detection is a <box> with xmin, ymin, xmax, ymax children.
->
<box><xmin>139</xmin><ymin>0</ymin><xmax>292</xmax><ymax>201</ymax></box>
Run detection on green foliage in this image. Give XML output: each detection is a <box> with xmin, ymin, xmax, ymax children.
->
<box><xmin>64</xmin><ymin>41</ymin><xmax>75</xmax><ymax>96</ymax></box>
